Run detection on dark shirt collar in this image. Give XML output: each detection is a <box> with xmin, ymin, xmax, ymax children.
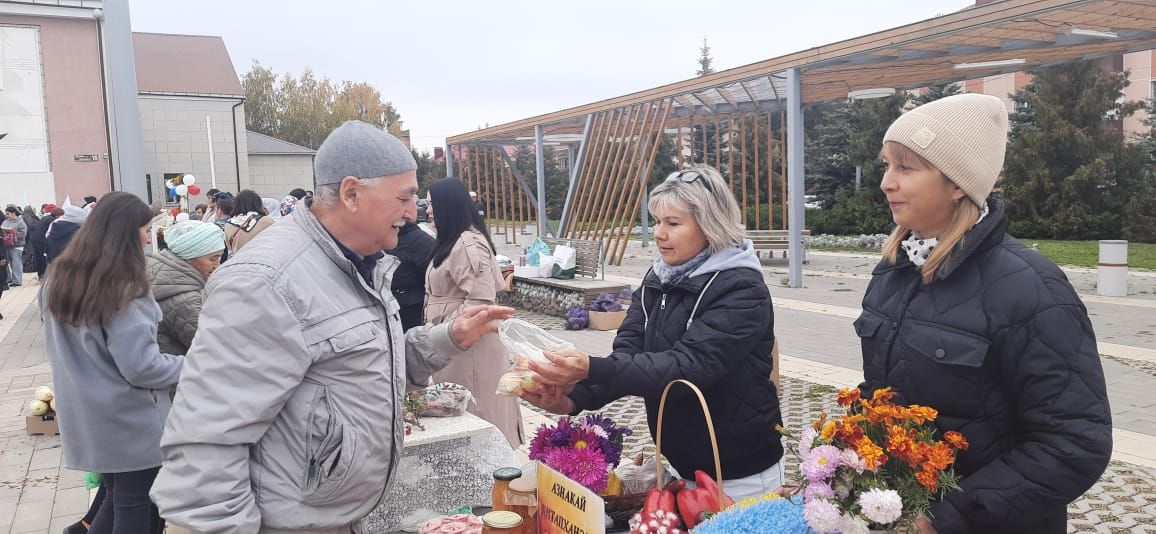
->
<box><xmin>323</xmin><ymin>228</ymin><xmax>384</xmax><ymax>288</ymax></box>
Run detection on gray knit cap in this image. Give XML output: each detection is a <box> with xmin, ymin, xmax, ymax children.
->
<box><xmin>314</xmin><ymin>121</ymin><xmax>416</xmax><ymax>186</ymax></box>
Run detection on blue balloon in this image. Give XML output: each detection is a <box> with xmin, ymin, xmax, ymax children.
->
<box><xmin>169</xmin><ymin>187</ymin><xmax>177</xmax><ymax>195</ymax></box>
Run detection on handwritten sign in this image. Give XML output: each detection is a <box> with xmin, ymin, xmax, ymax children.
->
<box><xmin>536</xmin><ymin>462</ymin><xmax>605</xmax><ymax>534</ymax></box>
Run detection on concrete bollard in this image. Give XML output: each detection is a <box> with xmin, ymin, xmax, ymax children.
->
<box><xmin>1097</xmin><ymin>240</ymin><xmax>1128</xmax><ymax>297</ymax></box>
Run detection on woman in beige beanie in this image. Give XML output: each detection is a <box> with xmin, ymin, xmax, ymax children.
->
<box><xmin>857</xmin><ymin>94</ymin><xmax>1111</xmax><ymax>533</ymax></box>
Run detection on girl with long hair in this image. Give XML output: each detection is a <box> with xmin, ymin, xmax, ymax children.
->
<box><xmin>423</xmin><ymin>177</ymin><xmax>522</xmax><ymax>447</ymax></box>
<box><xmin>223</xmin><ymin>189</ymin><xmax>275</xmax><ymax>255</ymax></box>
<box><xmin>42</xmin><ymin>192</ymin><xmax>183</xmax><ymax>534</ymax></box>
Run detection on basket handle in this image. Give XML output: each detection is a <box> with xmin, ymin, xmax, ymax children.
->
<box><xmin>654</xmin><ymin>379</ymin><xmax>724</xmax><ymax>506</ymax></box>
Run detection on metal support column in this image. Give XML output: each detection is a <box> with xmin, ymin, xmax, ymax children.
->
<box><xmin>786</xmin><ymin>68</ymin><xmax>805</xmax><ymax>288</ymax></box>
<box><xmin>558</xmin><ymin>114</ymin><xmax>594</xmax><ymax>235</ymax></box>
<box><xmin>445</xmin><ymin>144</ymin><xmax>455</xmax><ymax>177</ymax></box>
<box><xmin>102</xmin><ymin>0</ymin><xmax>147</xmax><ymax>199</ymax></box>
<box><xmin>534</xmin><ymin>125</ymin><xmax>550</xmax><ymax>237</ymax></box>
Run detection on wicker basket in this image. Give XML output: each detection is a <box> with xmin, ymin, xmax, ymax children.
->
<box><xmin>604</xmin><ymin>492</ymin><xmax>648</xmax><ymax>527</ymax></box>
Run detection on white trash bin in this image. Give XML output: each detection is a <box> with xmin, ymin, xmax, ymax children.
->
<box><xmin>1097</xmin><ymin>240</ymin><xmax>1128</xmax><ymax>297</ymax></box>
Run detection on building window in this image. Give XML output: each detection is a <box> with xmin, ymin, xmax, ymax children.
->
<box><xmin>164</xmin><ymin>173</ymin><xmax>183</xmax><ymax>205</ymax></box>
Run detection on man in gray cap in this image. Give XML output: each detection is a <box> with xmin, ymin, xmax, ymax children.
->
<box><xmin>151</xmin><ymin>121</ymin><xmax>514</xmax><ymax>533</ymax></box>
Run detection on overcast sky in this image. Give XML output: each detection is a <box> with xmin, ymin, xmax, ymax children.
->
<box><xmin>128</xmin><ymin>0</ymin><xmax>973</xmax><ymax>152</ymax></box>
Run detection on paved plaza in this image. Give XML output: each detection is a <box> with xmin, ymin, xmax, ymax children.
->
<box><xmin>1</xmin><ymin>237</ymin><xmax>1155</xmax><ymax>533</ymax></box>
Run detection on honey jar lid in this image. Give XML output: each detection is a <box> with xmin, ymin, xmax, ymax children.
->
<box><xmin>493</xmin><ymin>467</ymin><xmax>522</xmax><ymax>481</ymax></box>
<box><xmin>482</xmin><ymin>511</ymin><xmax>523</xmax><ymax>528</ymax></box>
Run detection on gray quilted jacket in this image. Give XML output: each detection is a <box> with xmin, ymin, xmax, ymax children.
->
<box><xmin>145</xmin><ymin>250</ymin><xmax>205</xmax><ymax>355</ymax></box>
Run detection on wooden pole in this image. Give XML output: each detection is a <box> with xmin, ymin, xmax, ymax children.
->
<box><xmin>574</xmin><ymin>109</ymin><xmax>622</xmax><ymax>239</ymax></box>
<box><xmin>594</xmin><ymin>100</ymin><xmax>654</xmax><ymax>248</ymax></box>
<box><xmin>563</xmin><ymin>111</ymin><xmax>607</xmax><ymax>237</ymax></box>
<box><xmin>587</xmin><ymin>104</ymin><xmax>640</xmax><ymax>241</ymax></box>
<box><xmin>766</xmin><ymin>112</ymin><xmax>774</xmax><ymax>232</ymax></box>
<box><xmin>753</xmin><ymin>113</ymin><xmax>761</xmax><ymax>230</ymax></box>
<box><xmin>699</xmin><ymin>120</ymin><xmax>707</xmax><ymax>165</ymax></box>
<box><xmin>581</xmin><ymin>105</ymin><xmax>636</xmax><ymax>240</ymax></box>
<box><xmin>612</xmin><ymin>99</ymin><xmax>672</xmax><ymax>264</ymax></box>
<box><xmin>605</xmin><ymin>99</ymin><xmax>662</xmax><ymax>259</ymax></box>
<box><xmin>727</xmin><ymin>115</ymin><xmax>735</xmax><ymax>189</ymax></box>
<box><xmin>714</xmin><ymin>118</ymin><xmax>721</xmax><ymax>171</ymax></box>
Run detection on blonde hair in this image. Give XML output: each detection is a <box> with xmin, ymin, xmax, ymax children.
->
<box><xmin>648</xmin><ymin>165</ymin><xmax>745</xmax><ymax>254</ymax></box>
<box><xmin>880</xmin><ymin>142</ymin><xmax>981</xmax><ymax>284</ymax></box>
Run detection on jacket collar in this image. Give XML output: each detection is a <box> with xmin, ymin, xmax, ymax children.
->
<box><xmin>290</xmin><ymin>206</ymin><xmax>399</xmax><ymax>295</ymax></box>
<box><xmin>871</xmin><ymin>197</ymin><xmax>1008</xmax><ymax>279</ymax></box>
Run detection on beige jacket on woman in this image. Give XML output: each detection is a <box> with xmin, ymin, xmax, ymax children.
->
<box><xmin>425</xmin><ymin>228</ymin><xmax>522</xmax><ymax>448</ymax></box>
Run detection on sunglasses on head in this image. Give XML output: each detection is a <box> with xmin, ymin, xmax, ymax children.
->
<box><xmin>665</xmin><ymin>170</ymin><xmax>713</xmax><ymax>193</ymax></box>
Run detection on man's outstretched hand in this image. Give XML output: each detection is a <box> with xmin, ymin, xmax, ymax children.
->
<box><xmin>450</xmin><ymin>305</ymin><xmax>515</xmax><ymax>348</ymax></box>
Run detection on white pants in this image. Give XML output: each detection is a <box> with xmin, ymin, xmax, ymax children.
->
<box><xmin>677</xmin><ymin>461</ymin><xmax>785</xmax><ymax>501</ymax></box>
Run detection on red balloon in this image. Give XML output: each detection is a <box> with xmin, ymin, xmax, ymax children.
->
<box><xmin>170</xmin><ymin>207</ymin><xmax>181</xmax><ymax>216</ymax></box>
<box><xmin>188</xmin><ymin>184</ymin><xmax>202</xmax><ymax>196</ymax></box>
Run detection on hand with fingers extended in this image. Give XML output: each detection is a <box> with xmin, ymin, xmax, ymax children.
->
<box><xmin>519</xmin><ymin>383</ymin><xmax>576</xmax><ymax>415</ymax></box>
<box><xmin>528</xmin><ymin>346</ymin><xmax>590</xmax><ymax>386</ymax></box>
<box><xmin>449</xmin><ymin>305</ymin><xmax>516</xmax><ymax>349</ymax></box>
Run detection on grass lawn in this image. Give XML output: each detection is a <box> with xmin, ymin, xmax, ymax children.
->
<box><xmin>813</xmin><ymin>240</ymin><xmax>1156</xmax><ymax>270</ymax></box>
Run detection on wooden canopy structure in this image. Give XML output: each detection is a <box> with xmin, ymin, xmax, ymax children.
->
<box><xmin>445</xmin><ymin>0</ymin><xmax>1156</xmax><ymax>285</ymax></box>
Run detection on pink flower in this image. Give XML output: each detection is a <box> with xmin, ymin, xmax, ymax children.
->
<box><xmin>803</xmin><ymin>498</ymin><xmax>842</xmax><ymax>533</ymax></box>
<box><xmin>800</xmin><ymin>445</ymin><xmax>841</xmax><ymax>482</ymax></box>
<box><xmin>804</xmin><ymin>481</ymin><xmax>835</xmax><ymax>501</ymax></box>
<box><xmin>799</xmin><ymin>427</ymin><xmax>819</xmax><ymax>457</ymax></box>
<box><xmin>839</xmin><ymin>448</ymin><xmax>868</xmax><ymax>473</ymax></box>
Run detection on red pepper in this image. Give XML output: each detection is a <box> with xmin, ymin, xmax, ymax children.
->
<box><xmin>676</xmin><ymin>471</ymin><xmax>734</xmax><ymax>528</ymax></box>
<box><xmin>633</xmin><ymin>480</ymin><xmax>686</xmax><ymax>533</ymax></box>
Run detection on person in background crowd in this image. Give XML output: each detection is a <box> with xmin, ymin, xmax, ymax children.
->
<box><xmin>304</xmin><ymin>190</ymin><xmax>315</xmax><ymax>208</ymax></box>
<box><xmin>279</xmin><ymin>195</ymin><xmax>298</xmax><ymax>217</ymax></box>
<box><xmin>288</xmin><ymin>188</ymin><xmax>307</xmax><ymax>201</ymax></box>
<box><xmin>151</xmin><ymin>121</ymin><xmax>513</xmax><ymax>532</ymax></box>
<box><xmin>193</xmin><ymin>204</ymin><xmax>208</xmax><ymax>221</ymax></box>
<box><xmin>45</xmin><ymin>207</ymin><xmax>77</xmax><ymax>263</ymax></box>
<box><xmin>387</xmin><ymin>217</ymin><xmax>435</xmax><ymax>331</ymax></box>
<box><xmin>470</xmin><ymin>191</ymin><xmax>484</xmax><ymax>217</ymax></box>
<box><xmin>0</xmin><ymin>231</ymin><xmax>8</xmax><ymax>318</ymax></box>
<box><xmin>223</xmin><ymin>190</ymin><xmax>275</xmax><ymax>255</ymax></box>
<box><xmin>29</xmin><ymin>204</ymin><xmax>56</xmax><ymax>279</ymax></box>
<box><xmin>211</xmin><ymin>193</ymin><xmax>234</xmax><ymax>227</ymax></box>
<box><xmin>425</xmin><ymin>177</ymin><xmax>523</xmax><ymax>448</ymax></box>
<box><xmin>853</xmin><ymin>93</ymin><xmax>1111</xmax><ymax>534</ymax></box>
<box><xmin>2</xmin><ymin>206</ymin><xmax>27</xmax><ymax>287</ymax></box>
<box><xmin>42</xmin><ymin>192</ymin><xmax>183</xmax><ymax>534</ymax></box>
<box><xmin>146</xmin><ymin>220</ymin><xmax>225</xmax><ymax>356</ymax></box>
<box><xmin>262</xmin><ymin>197</ymin><xmax>282</xmax><ymax>220</ymax></box>
<box><xmin>19</xmin><ymin>206</ymin><xmax>38</xmax><ymax>278</ymax></box>
<box><xmin>202</xmin><ymin>189</ymin><xmax>220</xmax><ymax>222</ymax></box>
<box><xmin>82</xmin><ymin>196</ymin><xmax>98</xmax><ymax>211</ymax></box>
<box><xmin>525</xmin><ymin>165</ymin><xmax>784</xmax><ymax>500</ymax></box>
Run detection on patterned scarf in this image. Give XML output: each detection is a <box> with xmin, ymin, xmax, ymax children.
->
<box><xmin>902</xmin><ymin>202</ymin><xmax>990</xmax><ymax>266</ymax></box>
<box><xmin>653</xmin><ymin>248</ymin><xmax>710</xmax><ymax>286</ymax></box>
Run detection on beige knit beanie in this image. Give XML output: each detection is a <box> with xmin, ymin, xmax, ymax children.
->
<box><xmin>883</xmin><ymin>93</ymin><xmax>1009</xmax><ymax>208</ymax></box>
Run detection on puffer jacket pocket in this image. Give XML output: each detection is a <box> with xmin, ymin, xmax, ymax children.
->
<box><xmin>303</xmin><ymin>386</ymin><xmax>358</xmax><ymax>506</ymax></box>
<box><xmin>899</xmin><ymin>319</ymin><xmax>989</xmax><ymax>368</ymax></box>
<box><xmin>854</xmin><ymin>309</ymin><xmax>889</xmax><ymax>375</ymax></box>
<box><xmin>898</xmin><ymin>319</ymin><xmax>992</xmax><ymax>414</ymax></box>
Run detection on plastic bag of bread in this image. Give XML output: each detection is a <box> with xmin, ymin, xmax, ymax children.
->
<box><xmin>495</xmin><ymin>319</ymin><xmax>573</xmax><ymax>397</ymax></box>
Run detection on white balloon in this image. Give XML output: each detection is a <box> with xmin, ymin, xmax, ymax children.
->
<box><xmin>182</xmin><ymin>174</ymin><xmax>196</xmax><ymax>186</ymax></box>
<box><xmin>175</xmin><ymin>212</ymin><xmax>190</xmax><ymax>222</ymax></box>
<box><xmin>165</xmin><ymin>180</ymin><xmax>174</xmax><ymax>189</ymax></box>
<box><xmin>175</xmin><ymin>184</ymin><xmax>189</xmax><ymax>196</ymax></box>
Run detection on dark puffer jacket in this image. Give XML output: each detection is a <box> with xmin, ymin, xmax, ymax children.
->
<box><xmin>146</xmin><ymin>250</ymin><xmax>207</xmax><ymax>355</ymax></box>
<box><xmin>569</xmin><ymin>241</ymin><xmax>782</xmax><ymax>481</ymax></box>
<box><xmin>857</xmin><ymin>198</ymin><xmax>1111</xmax><ymax>534</ymax></box>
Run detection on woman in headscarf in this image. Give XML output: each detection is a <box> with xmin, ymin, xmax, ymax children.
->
<box><xmin>146</xmin><ymin>220</ymin><xmax>225</xmax><ymax>355</ymax></box>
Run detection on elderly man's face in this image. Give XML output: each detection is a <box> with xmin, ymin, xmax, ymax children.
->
<box><xmin>357</xmin><ymin>170</ymin><xmax>419</xmax><ymax>251</ymax></box>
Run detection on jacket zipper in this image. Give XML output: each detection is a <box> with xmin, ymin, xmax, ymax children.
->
<box><xmin>646</xmin><ymin>291</ymin><xmax>668</xmax><ymax>349</ymax></box>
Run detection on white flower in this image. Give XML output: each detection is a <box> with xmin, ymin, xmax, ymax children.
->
<box><xmin>857</xmin><ymin>488</ymin><xmax>904</xmax><ymax>525</ymax></box>
<box><xmin>839</xmin><ymin>513</ymin><xmax>871</xmax><ymax>534</ymax></box>
<box><xmin>839</xmin><ymin>448</ymin><xmax>867</xmax><ymax>473</ymax></box>
<box><xmin>803</xmin><ymin>498</ymin><xmax>843</xmax><ymax>533</ymax></box>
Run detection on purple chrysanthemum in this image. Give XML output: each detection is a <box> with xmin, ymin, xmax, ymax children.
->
<box><xmin>546</xmin><ymin>446</ymin><xmax>609</xmax><ymax>493</ymax></box>
<box><xmin>804</xmin><ymin>481</ymin><xmax>835</xmax><ymax>501</ymax></box>
<box><xmin>800</xmin><ymin>445</ymin><xmax>841</xmax><ymax>482</ymax></box>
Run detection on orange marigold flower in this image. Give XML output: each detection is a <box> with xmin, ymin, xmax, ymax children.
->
<box><xmin>812</xmin><ymin>412</ymin><xmax>828</xmax><ymax>431</ymax></box>
<box><xmin>865</xmin><ymin>404</ymin><xmax>901</xmax><ymax>424</ymax></box>
<box><xmin>871</xmin><ymin>387</ymin><xmax>896</xmax><ymax>404</ymax></box>
<box><xmin>922</xmin><ymin>442</ymin><xmax>955</xmax><ymax>472</ymax></box>
<box><xmin>820</xmin><ymin>421</ymin><xmax>837</xmax><ymax>441</ymax></box>
<box><xmin>855</xmin><ymin>437</ymin><xmax>887</xmax><ymax>471</ymax></box>
<box><xmin>836</xmin><ymin>419</ymin><xmax>865</xmax><ymax>443</ymax></box>
<box><xmin>944</xmin><ymin>431</ymin><xmax>970</xmax><ymax>450</ymax></box>
<box><xmin>916</xmin><ymin>467</ymin><xmax>940</xmax><ymax>492</ymax></box>
<box><xmin>905</xmin><ymin>405</ymin><xmax>939</xmax><ymax>424</ymax></box>
<box><xmin>886</xmin><ymin>425</ymin><xmax>916</xmax><ymax>462</ymax></box>
<box><xmin>836</xmin><ymin>388</ymin><xmax>861</xmax><ymax>407</ymax></box>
